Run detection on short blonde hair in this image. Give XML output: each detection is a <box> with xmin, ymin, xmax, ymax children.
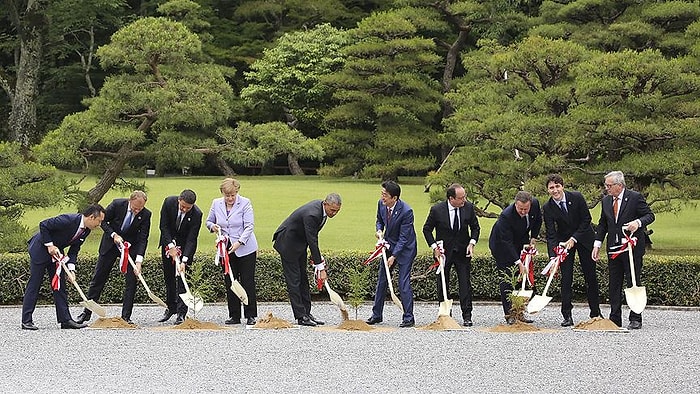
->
<box><xmin>220</xmin><ymin>178</ymin><xmax>241</xmax><ymax>195</ymax></box>
<box><xmin>130</xmin><ymin>190</ymin><xmax>147</xmax><ymax>202</ymax></box>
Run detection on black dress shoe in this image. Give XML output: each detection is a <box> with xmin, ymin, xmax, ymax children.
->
<box><xmin>61</xmin><ymin>319</ymin><xmax>87</xmax><ymax>329</ymax></box>
<box><xmin>225</xmin><ymin>317</ymin><xmax>241</xmax><ymax>325</ymax></box>
<box><xmin>158</xmin><ymin>310</ymin><xmax>175</xmax><ymax>322</ymax></box>
<box><xmin>75</xmin><ymin>311</ymin><xmax>91</xmax><ymax>324</ymax></box>
<box><xmin>505</xmin><ymin>316</ymin><xmax>516</xmax><ymax>325</ymax></box>
<box><xmin>308</xmin><ymin>314</ymin><xmax>324</xmax><ymax>325</ymax></box>
<box><xmin>561</xmin><ymin>317</ymin><xmax>574</xmax><ymax>327</ymax></box>
<box><xmin>366</xmin><ymin>316</ymin><xmax>382</xmax><ymax>325</ymax></box>
<box><xmin>399</xmin><ymin>320</ymin><xmax>415</xmax><ymax>328</ymax></box>
<box><xmin>519</xmin><ymin>317</ymin><xmax>534</xmax><ymax>324</ymax></box>
<box><xmin>297</xmin><ymin>315</ymin><xmax>317</xmax><ymax>327</ymax></box>
<box><xmin>21</xmin><ymin>322</ymin><xmax>38</xmax><ymax>331</ymax></box>
<box><xmin>246</xmin><ymin>317</ymin><xmax>257</xmax><ymax>325</ymax></box>
<box><xmin>627</xmin><ymin>321</ymin><xmax>642</xmax><ymax>330</ymax></box>
<box><xmin>174</xmin><ymin>314</ymin><xmax>185</xmax><ymax>325</ymax></box>
<box><xmin>463</xmin><ymin>319</ymin><xmax>473</xmax><ymax>327</ymax></box>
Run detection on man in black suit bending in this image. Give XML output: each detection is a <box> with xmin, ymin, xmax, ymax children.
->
<box><xmin>422</xmin><ymin>183</ymin><xmax>481</xmax><ymax>326</ymax></box>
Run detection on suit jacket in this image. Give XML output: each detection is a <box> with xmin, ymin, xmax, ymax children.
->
<box><xmin>273</xmin><ymin>200</ymin><xmax>325</xmax><ymax>264</ymax></box>
<box><xmin>543</xmin><ymin>190</ymin><xmax>594</xmax><ymax>257</ymax></box>
<box><xmin>206</xmin><ymin>196</ymin><xmax>258</xmax><ymax>257</ymax></box>
<box><xmin>28</xmin><ymin>213</ymin><xmax>90</xmax><ymax>266</ymax></box>
<box><xmin>595</xmin><ymin>189</ymin><xmax>654</xmax><ymax>256</ymax></box>
<box><xmin>159</xmin><ymin>196</ymin><xmax>203</xmax><ymax>262</ymax></box>
<box><xmin>422</xmin><ymin>200</ymin><xmax>480</xmax><ymax>256</ymax></box>
<box><xmin>99</xmin><ymin>198</ymin><xmax>151</xmax><ymax>259</ymax></box>
<box><xmin>489</xmin><ymin>198</ymin><xmax>542</xmax><ymax>268</ymax></box>
<box><xmin>376</xmin><ymin>199</ymin><xmax>417</xmax><ymax>263</ymax></box>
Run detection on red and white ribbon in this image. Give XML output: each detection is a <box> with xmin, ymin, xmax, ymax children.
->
<box><xmin>430</xmin><ymin>241</ymin><xmax>446</xmax><ymax>273</ymax></box>
<box><xmin>166</xmin><ymin>243</ymin><xmax>183</xmax><ymax>276</ymax></box>
<box><xmin>119</xmin><ymin>241</ymin><xmax>131</xmax><ymax>274</ymax></box>
<box><xmin>51</xmin><ymin>253</ymin><xmax>69</xmax><ymax>291</ymax></box>
<box><xmin>215</xmin><ymin>234</ymin><xmax>230</xmax><ymax>275</ymax></box>
<box><xmin>309</xmin><ymin>256</ymin><xmax>326</xmax><ymax>290</ymax></box>
<box><xmin>362</xmin><ymin>240</ymin><xmax>389</xmax><ymax>265</ymax></box>
<box><xmin>520</xmin><ymin>247</ymin><xmax>538</xmax><ymax>285</ymax></box>
<box><xmin>608</xmin><ymin>233</ymin><xmax>638</xmax><ymax>260</ymax></box>
<box><xmin>541</xmin><ymin>244</ymin><xmax>568</xmax><ymax>276</ymax></box>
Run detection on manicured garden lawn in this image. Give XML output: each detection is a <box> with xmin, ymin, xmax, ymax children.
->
<box><xmin>21</xmin><ymin>175</ymin><xmax>698</xmax><ymax>257</ymax></box>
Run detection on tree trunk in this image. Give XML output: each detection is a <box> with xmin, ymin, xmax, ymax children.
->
<box><xmin>287</xmin><ymin>153</ymin><xmax>304</xmax><ymax>175</ymax></box>
<box><xmin>8</xmin><ymin>1</ymin><xmax>48</xmax><ymax>151</ymax></box>
<box><xmin>86</xmin><ymin>145</ymin><xmax>133</xmax><ymax>204</ymax></box>
<box><xmin>211</xmin><ymin>154</ymin><xmax>236</xmax><ymax>176</ymax></box>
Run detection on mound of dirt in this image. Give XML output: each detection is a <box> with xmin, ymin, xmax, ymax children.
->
<box><xmin>253</xmin><ymin>312</ymin><xmax>294</xmax><ymax>329</ymax></box>
<box><xmin>488</xmin><ymin>320</ymin><xmax>541</xmax><ymax>333</ymax></box>
<box><xmin>171</xmin><ymin>317</ymin><xmax>226</xmax><ymax>330</ymax></box>
<box><xmin>336</xmin><ymin>319</ymin><xmax>373</xmax><ymax>331</ymax></box>
<box><xmin>574</xmin><ymin>317</ymin><xmax>623</xmax><ymax>331</ymax></box>
<box><xmin>419</xmin><ymin>315</ymin><xmax>463</xmax><ymax>331</ymax></box>
<box><xmin>89</xmin><ymin>317</ymin><xmax>137</xmax><ymax>329</ymax></box>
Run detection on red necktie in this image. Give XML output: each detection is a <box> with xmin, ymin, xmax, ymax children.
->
<box><xmin>612</xmin><ymin>197</ymin><xmax>619</xmax><ymax>220</ymax></box>
<box><xmin>386</xmin><ymin>207</ymin><xmax>391</xmax><ymax>225</ymax></box>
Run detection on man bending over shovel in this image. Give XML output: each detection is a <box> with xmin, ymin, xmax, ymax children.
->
<box><xmin>592</xmin><ymin>171</ymin><xmax>654</xmax><ymax>330</ymax></box>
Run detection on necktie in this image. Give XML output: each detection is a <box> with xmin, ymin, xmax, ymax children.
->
<box><xmin>121</xmin><ymin>210</ymin><xmax>133</xmax><ymax>232</ymax></box>
<box><xmin>558</xmin><ymin>200</ymin><xmax>568</xmax><ymax>214</ymax></box>
<box><xmin>70</xmin><ymin>227</ymin><xmax>85</xmax><ymax>243</ymax></box>
<box><xmin>612</xmin><ymin>197</ymin><xmax>619</xmax><ymax>220</ymax></box>
<box><xmin>386</xmin><ymin>207</ymin><xmax>392</xmax><ymax>225</ymax></box>
<box><xmin>452</xmin><ymin>208</ymin><xmax>460</xmax><ymax>231</ymax></box>
<box><xmin>176</xmin><ymin>212</ymin><xmax>184</xmax><ymax>230</ymax></box>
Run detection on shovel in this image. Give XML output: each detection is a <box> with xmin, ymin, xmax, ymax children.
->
<box><xmin>624</xmin><ymin>229</ymin><xmax>647</xmax><ymax>314</ymax></box>
<box><xmin>381</xmin><ymin>243</ymin><xmax>404</xmax><ymax>313</ymax></box>
<box><xmin>527</xmin><ymin>255</ymin><xmax>560</xmax><ymax>314</ymax></box>
<box><xmin>435</xmin><ymin>241</ymin><xmax>452</xmax><ymax>316</ymax></box>
<box><xmin>119</xmin><ymin>242</ymin><xmax>167</xmax><ymax>308</ymax></box>
<box><xmin>216</xmin><ymin>230</ymin><xmax>249</xmax><ymax>305</ymax></box>
<box><xmin>174</xmin><ymin>255</ymin><xmax>203</xmax><ymax>313</ymax></box>
<box><xmin>324</xmin><ymin>279</ymin><xmax>346</xmax><ymax>311</ymax></box>
<box><xmin>59</xmin><ymin>259</ymin><xmax>107</xmax><ymax>318</ymax></box>
<box><xmin>512</xmin><ymin>246</ymin><xmax>533</xmax><ymax>299</ymax></box>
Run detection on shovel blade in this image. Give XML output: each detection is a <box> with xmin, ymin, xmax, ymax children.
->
<box><xmin>148</xmin><ymin>292</ymin><xmax>168</xmax><ymax>309</ymax></box>
<box><xmin>527</xmin><ymin>295</ymin><xmax>552</xmax><ymax>314</ymax></box>
<box><xmin>80</xmin><ymin>300</ymin><xmax>107</xmax><ymax>318</ymax></box>
<box><xmin>512</xmin><ymin>290</ymin><xmax>533</xmax><ymax>300</ymax></box>
<box><xmin>231</xmin><ymin>280</ymin><xmax>249</xmax><ymax>305</ymax></box>
<box><xmin>438</xmin><ymin>299</ymin><xmax>453</xmax><ymax>316</ymax></box>
<box><xmin>179</xmin><ymin>293</ymin><xmax>204</xmax><ymax>312</ymax></box>
<box><xmin>390</xmin><ymin>292</ymin><xmax>404</xmax><ymax>313</ymax></box>
<box><xmin>625</xmin><ymin>286</ymin><xmax>647</xmax><ymax>314</ymax></box>
<box><xmin>328</xmin><ymin>289</ymin><xmax>347</xmax><ymax>311</ymax></box>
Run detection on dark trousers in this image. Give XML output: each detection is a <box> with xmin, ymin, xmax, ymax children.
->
<box><xmin>83</xmin><ymin>249</ymin><xmax>137</xmax><ymax>320</ymax></box>
<box><xmin>497</xmin><ymin>264</ymin><xmax>515</xmax><ymax>316</ymax></box>
<box><xmin>608</xmin><ymin>252</ymin><xmax>643</xmax><ymax>327</ymax></box>
<box><xmin>224</xmin><ymin>251</ymin><xmax>257</xmax><ymax>319</ymax></box>
<box><xmin>280</xmin><ymin>253</ymin><xmax>312</xmax><ymax>320</ymax></box>
<box><xmin>437</xmin><ymin>252</ymin><xmax>473</xmax><ymax>319</ymax></box>
<box><xmin>161</xmin><ymin>251</ymin><xmax>188</xmax><ymax>316</ymax></box>
<box><xmin>22</xmin><ymin>259</ymin><xmax>72</xmax><ymax>324</ymax></box>
<box><xmin>371</xmin><ymin>256</ymin><xmax>415</xmax><ymax>323</ymax></box>
<box><xmin>559</xmin><ymin>246</ymin><xmax>601</xmax><ymax>319</ymax></box>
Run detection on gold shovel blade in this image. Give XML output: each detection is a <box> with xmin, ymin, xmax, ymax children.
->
<box><xmin>526</xmin><ymin>295</ymin><xmax>552</xmax><ymax>314</ymax></box>
<box><xmin>179</xmin><ymin>293</ymin><xmax>204</xmax><ymax>312</ymax></box>
<box><xmin>625</xmin><ymin>286</ymin><xmax>647</xmax><ymax>314</ymax></box>
<box><xmin>231</xmin><ymin>279</ymin><xmax>249</xmax><ymax>305</ymax></box>
<box><xmin>438</xmin><ymin>299</ymin><xmax>453</xmax><ymax>316</ymax></box>
<box><xmin>148</xmin><ymin>292</ymin><xmax>168</xmax><ymax>309</ymax></box>
<box><xmin>80</xmin><ymin>300</ymin><xmax>107</xmax><ymax>318</ymax></box>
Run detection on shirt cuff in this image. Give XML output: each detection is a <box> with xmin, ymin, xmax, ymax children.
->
<box><xmin>182</xmin><ymin>256</ymin><xmax>189</xmax><ymax>263</ymax></box>
<box><xmin>513</xmin><ymin>259</ymin><xmax>521</xmax><ymax>266</ymax></box>
<box><xmin>135</xmin><ymin>255</ymin><xmax>143</xmax><ymax>263</ymax></box>
<box><xmin>44</xmin><ymin>242</ymin><xmax>54</xmax><ymax>247</ymax></box>
<box><xmin>67</xmin><ymin>263</ymin><xmax>76</xmax><ymax>271</ymax></box>
<box><xmin>594</xmin><ymin>240</ymin><xmax>602</xmax><ymax>248</ymax></box>
<box><xmin>430</xmin><ymin>243</ymin><xmax>437</xmax><ymax>250</ymax></box>
<box><xmin>469</xmin><ymin>239</ymin><xmax>477</xmax><ymax>245</ymax></box>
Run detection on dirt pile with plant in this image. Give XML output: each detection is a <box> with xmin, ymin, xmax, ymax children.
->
<box><xmin>253</xmin><ymin>312</ymin><xmax>294</xmax><ymax>329</ymax></box>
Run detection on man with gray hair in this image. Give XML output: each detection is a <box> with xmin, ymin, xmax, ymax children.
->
<box><xmin>273</xmin><ymin>193</ymin><xmax>342</xmax><ymax>326</ymax></box>
<box><xmin>592</xmin><ymin>171</ymin><xmax>654</xmax><ymax>329</ymax></box>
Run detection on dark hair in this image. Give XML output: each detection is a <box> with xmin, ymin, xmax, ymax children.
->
<box><xmin>179</xmin><ymin>189</ymin><xmax>197</xmax><ymax>204</ymax></box>
<box><xmin>446</xmin><ymin>183</ymin><xmax>463</xmax><ymax>199</ymax></box>
<box><xmin>545</xmin><ymin>174</ymin><xmax>564</xmax><ymax>188</ymax></box>
<box><xmin>514</xmin><ymin>190</ymin><xmax>532</xmax><ymax>203</ymax></box>
<box><xmin>81</xmin><ymin>204</ymin><xmax>105</xmax><ymax>217</ymax></box>
<box><xmin>381</xmin><ymin>180</ymin><xmax>401</xmax><ymax>198</ymax></box>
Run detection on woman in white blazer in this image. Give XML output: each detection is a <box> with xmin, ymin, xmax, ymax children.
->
<box><xmin>206</xmin><ymin>178</ymin><xmax>258</xmax><ymax>325</ymax></box>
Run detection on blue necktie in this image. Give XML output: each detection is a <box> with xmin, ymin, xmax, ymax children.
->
<box><xmin>121</xmin><ymin>210</ymin><xmax>133</xmax><ymax>232</ymax></box>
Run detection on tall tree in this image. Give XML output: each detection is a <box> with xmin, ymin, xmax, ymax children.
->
<box><xmin>34</xmin><ymin>16</ymin><xmax>233</xmax><ymax>203</ymax></box>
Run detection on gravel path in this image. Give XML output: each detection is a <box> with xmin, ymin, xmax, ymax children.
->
<box><xmin>3</xmin><ymin>301</ymin><xmax>698</xmax><ymax>393</ymax></box>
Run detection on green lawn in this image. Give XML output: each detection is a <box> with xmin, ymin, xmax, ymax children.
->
<box><xmin>20</xmin><ymin>175</ymin><xmax>699</xmax><ymax>257</ymax></box>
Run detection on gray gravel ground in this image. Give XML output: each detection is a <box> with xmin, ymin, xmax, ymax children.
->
<box><xmin>3</xmin><ymin>300</ymin><xmax>699</xmax><ymax>393</ymax></box>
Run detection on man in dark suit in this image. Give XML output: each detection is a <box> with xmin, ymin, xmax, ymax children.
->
<box><xmin>489</xmin><ymin>190</ymin><xmax>542</xmax><ymax>324</ymax></box>
<box><xmin>422</xmin><ymin>183</ymin><xmax>481</xmax><ymax>326</ymax></box>
<box><xmin>543</xmin><ymin>174</ymin><xmax>601</xmax><ymax>327</ymax></box>
<box><xmin>592</xmin><ymin>171</ymin><xmax>654</xmax><ymax>329</ymax></box>
<box><xmin>158</xmin><ymin>189</ymin><xmax>203</xmax><ymax>324</ymax></box>
<box><xmin>21</xmin><ymin>204</ymin><xmax>106</xmax><ymax>330</ymax></box>
<box><xmin>366</xmin><ymin>181</ymin><xmax>417</xmax><ymax>328</ymax></box>
<box><xmin>273</xmin><ymin>193</ymin><xmax>342</xmax><ymax>326</ymax></box>
<box><xmin>76</xmin><ymin>191</ymin><xmax>151</xmax><ymax>325</ymax></box>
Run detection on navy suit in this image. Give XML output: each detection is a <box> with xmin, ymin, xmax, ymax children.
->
<box><xmin>371</xmin><ymin>199</ymin><xmax>417</xmax><ymax>323</ymax></box>
<box><xmin>273</xmin><ymin>200</ymin><xmax>326</xmax><ymax>319</ymax></box>
<box><xmin>422</xmin><ymin>200</ymin><xmax>480</xmax><ymax>320</ymax></box>
<box><xmin>595</xmin><ymin>189</ymin><xmax>654</xmax><ymax>326</ymax></box>
<box><xmin>543</xmin><ymin>191</ymin><xmax>600</xmax><ymax>319</ymax></box>
<box><xmin>22</xmin><ymin>214</ymin><xmax>92</xmax><ymax>325</ymax></box>
<box><xmin>159</xmin><ymin>196</ymin><xmax>203</xmax><ymax>316</ymax></box>
<box><xmin>489</xmin><ymin>198</ymin><xmax>542</xmax><ymax>315</ymax></box>
<box><xmin>83</xmin><ymin>198</ymin><xmax>151</xmax><ymax>320</ymax></box>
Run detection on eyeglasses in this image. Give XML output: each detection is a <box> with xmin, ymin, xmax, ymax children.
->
<box><xmin>604</xmin><ymin>183</ymin><xmax>618</xmax><ymax>189</ymax></box>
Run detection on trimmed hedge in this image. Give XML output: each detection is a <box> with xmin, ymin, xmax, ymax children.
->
<box><xmin>1</xmin><ymin>251</ymin><xmax>699</xmax><ymax>307</ymax></box>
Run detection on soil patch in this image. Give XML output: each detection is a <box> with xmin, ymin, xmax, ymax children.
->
<box><xmin>169</xmin><ymin>317</ymin><xmax>226</xmax><ymax>330</ymax></box>
<box><xmin>419</xmin><ymin>315</ymin><xmax>464</xmax><ymax>331</ymax></box>
<box><xmin>252</xmin><ymin>312</ymin><xmax>294</xmax><ymax>329</ymax></box>
<box><xmin>89</xmin><ymin>317</ymin><xmax>137</xmax><ymax>329</ymax></box>
<box><xmin>574</xmin><ymin>317</ymin><xmax>624</xmax><ymax>331</ymax></box>
<box><xmin>336</xmin><ymin>319</ymin><xmax>373</xmax><ymax>331</ymax></box>
<box><xmin>488</xmin><ymin>320</ymin><xmax>541</xmax><ymax>333</ymax></box>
